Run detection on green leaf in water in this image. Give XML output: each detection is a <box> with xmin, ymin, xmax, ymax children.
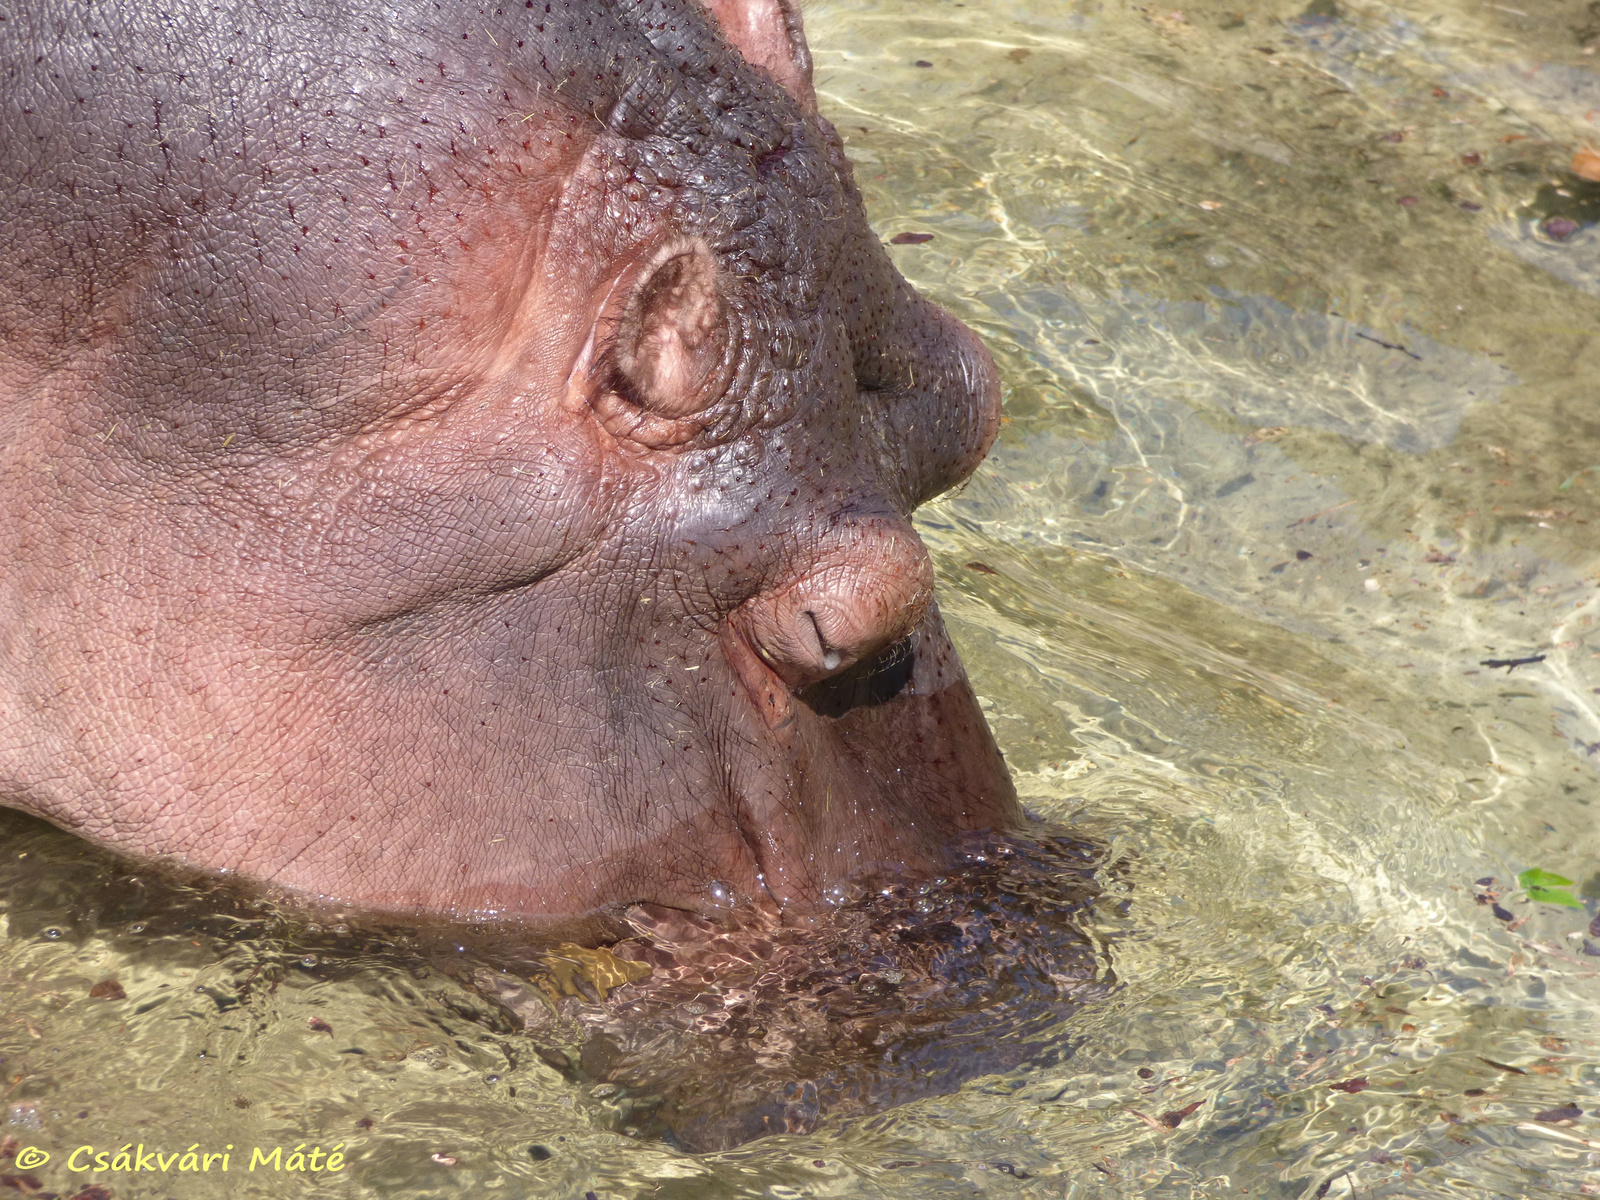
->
<box><xmin>1518</xmin><ymin>868</ymin><xmax>1576</xmax><ymax>889</ymax></box>
<box><xmin>1525</xmin><ymin>886</ymin><xmax>1584</xmax><ymax>908</ymax></box>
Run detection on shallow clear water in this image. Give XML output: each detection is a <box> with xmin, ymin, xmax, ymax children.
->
<box><xmin>5</xmin><ymin>0</ymin><xmax>1600</xmax><ymax>1196</ymax></box>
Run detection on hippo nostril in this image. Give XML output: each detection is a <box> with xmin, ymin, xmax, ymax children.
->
<box><xmin>806</xmin><ymin>611</ymin><xmax>843</xmax><ymax>673</ymax></box>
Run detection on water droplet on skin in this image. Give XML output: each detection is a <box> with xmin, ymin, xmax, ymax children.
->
<box><xmin>300</xmin><ymin>955</ymin><xmax>319</xmax><ymax>968</ymax></box>
<box><xmin>41</xmin><ymin>928</ymin><xmax>62</xmax><ymax>940</ymax></box>
<box><xmin>706</xmin><ymin>880</ymin><xmax>732</xmax><ymax>906</ymax></box>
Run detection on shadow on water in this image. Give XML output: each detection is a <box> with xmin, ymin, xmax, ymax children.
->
<box><xmin>476</xmin><ymin>830</ymin><xmax>1108</xmax><ymax>1152</ymax></box>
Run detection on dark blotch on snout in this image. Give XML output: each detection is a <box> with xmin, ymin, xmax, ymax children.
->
<box><xmin>0</xmin><ymin>0</ymin><xmax>1017</xmax><ymax>926</ymax></box>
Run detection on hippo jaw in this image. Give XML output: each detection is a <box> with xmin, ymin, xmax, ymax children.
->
<box><xmin>0</xmin><ymin>0</ymin><xmax>1018</xmax><ymax>925</ymax></box>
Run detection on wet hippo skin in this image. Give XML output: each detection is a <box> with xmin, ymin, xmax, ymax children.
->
<box><xmin>0</xmin><ymin>0</ymin><xmax>1018</xmax><ymax>924</ymax></box>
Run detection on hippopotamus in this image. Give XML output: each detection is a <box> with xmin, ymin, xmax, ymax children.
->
<box><xmin>0</xmin><ymin>0</ymin><xmax>1017</xmax><ymax>930</ymax></box>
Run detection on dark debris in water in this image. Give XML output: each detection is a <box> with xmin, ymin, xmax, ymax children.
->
<box><xmin>1161</xmin><ymin>1100</ymin><xmax>1205</xmax><ymax>1128</ymax></box>
<box><xmin>1353</xmin><ymin>330</ymin><xmax>1422</xmax><ymax>361</ymax></box>
<box><xmin>1478</xmin><ymin>654</ymin><xmax>1545</xmax><ymax>672</ymax></box>
<box><xmin>1533</xmin><ymin>1103</ymin><xmax>1584</xmax><ymax>1123</ymax></box>
<box><xmin>488</xmin><ymin>831</ymin><xmax>1107</xmax><ymax>1150</ymax></box>
<box><xmin>1128</xmin><ymin>1099</ymin><xmax>1205</xmax><ymax>1134</ymax></box>
<box><xmin>1477</xmin><ymin>1057</ymin><xmax>1527</xmax><ymax>1076</ymax></box>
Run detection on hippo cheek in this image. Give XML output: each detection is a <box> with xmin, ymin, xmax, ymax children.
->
<box><xmin>719</xmin><ymin>605</ymin><xmax>1018</xmax><ymax>909</ymax></box>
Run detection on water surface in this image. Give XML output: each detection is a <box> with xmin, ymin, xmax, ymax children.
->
<box><xmin>4</xmin><ymin>1</ymin><xmax>1600</xmax><ymax>1196</ymax></box>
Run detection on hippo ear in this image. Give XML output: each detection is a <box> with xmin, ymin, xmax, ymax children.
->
<box><xmin>697</xmin><ymin>0</ymin><xmax>817</xmax><ymax>111</ymax></box>
<box><xmin>612</xmin><ymin>240</ymin><xmax>726</xmax><ymax>418</ymax></box>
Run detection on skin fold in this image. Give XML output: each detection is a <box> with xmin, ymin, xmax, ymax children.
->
<box><xmin>0</xmin><ymin>0</ymin><xmax>1019</xmax><ymax>928</ymax></box>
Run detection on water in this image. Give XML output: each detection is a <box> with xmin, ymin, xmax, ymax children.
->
<box><xmin>4</xmin><ymin>0</ymin><xmax>1600</xmax><ymax>1195</ymax></box>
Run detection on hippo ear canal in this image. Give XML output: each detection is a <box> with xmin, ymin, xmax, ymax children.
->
<box><xmin>612</xmin><ymin>239</ymin><xmax>727</xmax><ymax>421</ymax></box>
<box><xmin>696</xmin><ymin>0</ymin><xmax>816</xmax><ymax>111</ymax></box>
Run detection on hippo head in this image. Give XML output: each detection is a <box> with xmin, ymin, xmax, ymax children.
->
<box><xmin>0</xmin><ymin>0</ymin><xmax>1016</xmax><ymax>925</ymax></box>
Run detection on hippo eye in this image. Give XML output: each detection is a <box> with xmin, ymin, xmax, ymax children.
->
<box><xmin>610</xmin><ymin>238</ymin><xmax>727</xmax><ymax>420</ymax></box>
